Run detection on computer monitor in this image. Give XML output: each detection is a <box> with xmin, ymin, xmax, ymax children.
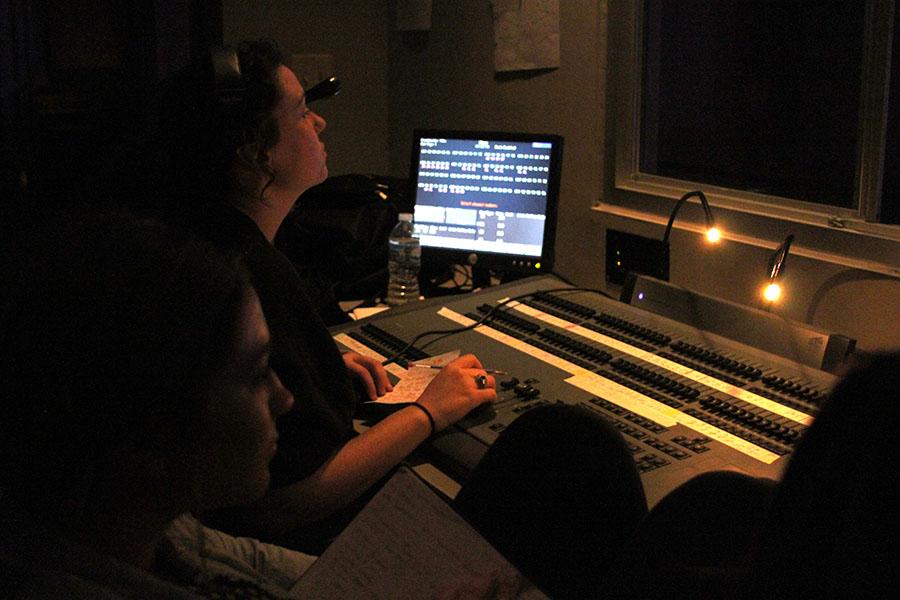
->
<box><xmin>409</xmin><ymin>129</ymin><xmax>563</xmax><ymax>280</ymax></box>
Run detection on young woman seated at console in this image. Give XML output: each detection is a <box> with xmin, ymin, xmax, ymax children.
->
<box><xmin>149</xmin><ymin>40</ymin><xmax>498</xmax><ymax>551</ymax></box>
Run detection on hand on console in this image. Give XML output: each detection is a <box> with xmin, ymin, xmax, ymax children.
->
<box><xmin>417</xmin><ymin>354</ymin><xmax>497</xmax><ymax>431</ymax></box>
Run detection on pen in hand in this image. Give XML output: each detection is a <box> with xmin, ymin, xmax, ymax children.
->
<box><xmin>408</xmin><ymin>363</ymin><xmax>508</xmax><ymax>375</ymax></box>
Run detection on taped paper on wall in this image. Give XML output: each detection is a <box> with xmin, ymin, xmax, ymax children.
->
<box><xmin>491</xmin><ymin>0</ymin><xmax>560</xmax><ymax>72</ymax></box>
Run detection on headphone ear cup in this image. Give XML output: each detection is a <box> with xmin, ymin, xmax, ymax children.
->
<box><xmin>210</xmin><ymin>46</ymin><xmax>245</xmax><ymax>119</ymax></box>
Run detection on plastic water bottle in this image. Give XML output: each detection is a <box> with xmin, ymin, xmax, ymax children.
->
<box><xmin>386</xmin><ymin>213</ymin><xmax>421</xmax><ymax>306</ymax></box>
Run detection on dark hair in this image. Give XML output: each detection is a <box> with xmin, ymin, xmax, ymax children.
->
<box><xmin>0</xmin><ymin>211</ymin><xmax>252</xmax><ymax>516</ymax></box>
<box><xmin>153</xmin><ymin>40</ymin><xmax>285</xmax><ymax>216</ymax></box>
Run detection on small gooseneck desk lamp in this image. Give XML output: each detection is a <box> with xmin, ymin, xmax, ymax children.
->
<box><xmin>605</xmin><ymin>190</ymin><xmax>721</xmax><ymax>284</ymax></box>
<box><xmin>663</xmin><ymin>190</ymin><xmax>722</xmax><ymax>246</ymax></box>
<box><xmin>762</xmin><ymin>234</ymin><xmax>794</xmax><ymax>305</ymax></box>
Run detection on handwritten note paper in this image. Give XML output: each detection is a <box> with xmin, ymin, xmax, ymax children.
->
<box><xmin>295</xmin><ymin>468</ymin><xmax>548</xmax><ymax>599</ymax></box>
<box><xmin>373</xmin><ymin>350</ymin><xmax>460</xmax><ymax>405</ymax></box>
<box><xmin>376</xmin><ymin>366</ymin><xmax>439</xmax><ymax>404</ymax></box>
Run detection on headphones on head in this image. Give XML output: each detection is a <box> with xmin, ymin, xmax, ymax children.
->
<box><xmin>210</xmin><ymin>46</ymin><xmax>246</xmax><ymax>111</ymax></box>
<box><xmin>209</xmin><ymin>45</ymin><xmax>342</xmax><ymax>111</ymax></box>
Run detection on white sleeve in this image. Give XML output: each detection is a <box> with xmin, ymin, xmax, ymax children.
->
<box><xmin>165</xmin><ymin>514</ymin><xmax>317</xmax><ymax>596</ymax></box>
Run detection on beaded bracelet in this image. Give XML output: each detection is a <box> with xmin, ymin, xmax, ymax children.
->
<box><xmin>408</xmin><ymin>402</ymin><xmax>436</xmax><ymax>437</ymax></box>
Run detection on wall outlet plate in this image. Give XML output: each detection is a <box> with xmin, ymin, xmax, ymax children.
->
<box><xmin>606</xmin><ymin>229</ymin><xmax>670</xmax><ymax>284</ymax></box>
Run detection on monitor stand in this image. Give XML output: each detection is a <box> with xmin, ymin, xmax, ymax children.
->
<box><xmin>419</xmin><ymin>261</ymin><xmax>474</xmax><ymax>298</ymax></box>
<box><xmin>420</xmin><ymin>261</ymin><xmax>534</xmax><ymax>297</ymax></box>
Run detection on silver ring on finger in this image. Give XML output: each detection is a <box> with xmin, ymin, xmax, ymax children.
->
<box><xmin>474</xmin><ymin>374</ymin><xmax>488</xmax><ymax>389</ymax></box>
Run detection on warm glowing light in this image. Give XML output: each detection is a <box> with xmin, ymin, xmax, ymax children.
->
<box><xmin>705</xmin><ymin>227</ymin><xmax>722</xmax><ymax>244</ymax></box>
<box><xmin>535</xmin><ymin>262</ymin><xmax>542</xmax><ymax>270</ymax></box>
<box><xmin>762</xmin><ymin>282</ymin><xmax>782</xmax><ymax>303</ymax></box>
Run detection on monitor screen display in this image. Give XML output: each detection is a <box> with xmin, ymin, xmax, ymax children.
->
<box><xmin>409</xmin><ymin>129</ymin><xmax>563</xmax><ymax>274</ymax></box>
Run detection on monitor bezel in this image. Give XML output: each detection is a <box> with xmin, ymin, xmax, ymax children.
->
<box><xmin>409</xmin><ymin>128</ymin><xmax>563</xmax><ymax>276</ymax></box>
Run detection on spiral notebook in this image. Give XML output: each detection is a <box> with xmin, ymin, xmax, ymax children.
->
<box><xmin>296</xmin><ymin>467</ymin><xmax>548</xmax><ymax>599</ymax></box>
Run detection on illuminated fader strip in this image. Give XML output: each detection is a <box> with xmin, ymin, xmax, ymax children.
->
<box><xmin>509</xmin><ymin>302</ymin><xmax>814</xmax><ymax>426</ymax></box>
<box><xmin>565</xmin><ymin>374</ymin><xmax>778</xmax><ymax>464</ymax></box>
<box><xmin>437</xmin><ymin>307</ymin><xmax>781</xmax><ymax>464</ymax></box>
<box><xmin>436</xmin><ymin>307</ymin><xmax>677</xmax><ymax>427</ymax></box>
<box><xmin>333</xmin><ymin>333</ymin><xmax>407</xmax><ymax>378</ymax></box>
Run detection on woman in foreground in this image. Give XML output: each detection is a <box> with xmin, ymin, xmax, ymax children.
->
<box><xmin>0</xmin><ymin>214</ymin><xmax>307</xmax><ymax>597</ymax></box>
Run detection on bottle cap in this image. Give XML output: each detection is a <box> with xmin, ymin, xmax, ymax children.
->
<box><xmin>399</xmin><ymin>212</ymin><xmax>413</xmax><ymax>221</ymax></box>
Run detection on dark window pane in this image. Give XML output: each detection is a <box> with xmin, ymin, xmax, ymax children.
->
<box><xmin>880</xmin><ymin>4</ymin><xmax>900</xmax><ymax>225</ymax></box>
<box><xmin>641</xmin><ymin>1</ymin><xmax>864</xmax><ymax>209</ymax></box>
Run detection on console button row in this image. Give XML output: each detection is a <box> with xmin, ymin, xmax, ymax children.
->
<box><xmin>759</xmin><ymin>375</ymin><xmax>824</xmax><ymax>405</ymax></box>
<box><xmin>684</xmin><ymin>408</ymin><xmax>792</xmax><ymax>456</ymax></box>
<box><xmin>698</xmin><ymin>396</ymin><xmax>802</xmax><ymax>444</ymax></box>
<box><xmin>537</xmin><ymin>328</ymin><xmax>613</xmax><ymax>364</ymax></box>
<box><xmin>596</xmin><ymin>313</ymin><xmax>671</xmax><ymax>346</ymax></box>
<box><xmin>747</xmin><ymin>386</ymin><xmax>820</xmax><ymax>415</ymax></box>
<box><xmin>672</xmin><ymin>435</ymin><xmax>711</xmax><ymax>453</ymax></box>
<box><xmin>588</xmin><ymin>396</ymin><xmax>668</xmax><ymax>435</ymax></box>
<box><xmin>597</xmin><ymin>369</ymin><xmax>684</xmax><ymax>409</ymax></box>
<box><xmin>605</xmin><ymin>415</ymin><xmax>650</xmax><ymax>442</ymax></box>
<box><xmin>350</xmin><ymin>325</ymin><xmax>429</xmax><ymax>362</ymax></box>
<box><xmin>476</xmin><ymin>304</ymin><xmax>541</xmax><ymax>334</ymax></box>
<box><xmin>513</xmin><ymin>382</ymin><xmax>540</xmax><ymax>399</ymax></box>
<box><xmin>525</xmin><ymin>338</ymin><xmax>599</xmax><ymax>371</ymax></box>
<box><xmin>465</xmin><ymin>313</ymin><xmax>525</xmax><ymax>340</ymax></box>
<box><xmin>581</xmin><ymin>401</ymin><xmax>673</xmax><ymax>472</ymax></box>
<box><xmin>610</xmin><ymin>358</ymin><xmax>701</xmax><ymax>400</ymax></box>
<box><xmin>581</xmin><ymin>322</ymin><xmax>659</xmax><ymax>352</ymax></box>
<box><xmin>498</xmin><ymin>377</ymin><xmax>542</xmax><ymax>400</ymax></box>
<box><xmin>512</xmin><ymin>399</ymin><xmax>550</xmax><ymax>414</ymax></box>
<box><xmin>643</xmin><ymin>436</ymin><xmax>690</xmax><ymax>460</ymax></box>
<box><xmin>521</xmin><ymin>298</ymin><xmax>583</xmax><ymax>323</ymax></box>
<box><xmin>532</xmin><ymin>290</ymin><xmax>597</xmax><ymax>319</ymax></box>
<box><xmin>668</xmin><ymin>341</ymin><xmax>763</xmax><ymax>380</ymax></box>
<box><xmin>582</xmin><ymin>398</ymin><xmax>660</xmax><ymax>464</ymax></box>
<box><xmin>623</xmin><ymin>412</ymin><xmax>667</xmax><ymax>434</ymax></box>
<box><xmin>657</xmin><ymin>352</ymin><xmax>748</xmax><ymax>387</ymax></box>
<box><xmin>635</xmin><ymin>453</ymin><xmax>670</xmax><ymax>473</ymax></box>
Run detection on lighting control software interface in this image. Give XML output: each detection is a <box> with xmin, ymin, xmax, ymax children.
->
<box><xmin>412</xmin><ymin>136</ymin><xmax>555</xmax><ymax>259</ymax></box>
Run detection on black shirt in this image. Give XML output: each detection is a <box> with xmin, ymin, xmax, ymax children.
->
<box><xmin>192</xmin><ymin>205</ymin><xmax>359</xmax><ymax>487</ymax></box>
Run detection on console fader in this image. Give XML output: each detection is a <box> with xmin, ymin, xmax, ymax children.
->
<box><xmin>331</xmin><ymin>275</ymin><xmax>840</xmax><ymax>506</ymax></box>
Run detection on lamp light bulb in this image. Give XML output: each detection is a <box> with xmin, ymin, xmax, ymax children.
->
<box><xmin>705</xmin><ymin>227</ymin><xmax>721</xmax><ymax>244</ymax></box>
<box><xmin>762</xmin><ymin>282</ymin><xmax>782</xmax><ymax>303</ymax></box>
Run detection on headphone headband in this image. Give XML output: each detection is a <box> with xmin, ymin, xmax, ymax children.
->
<box><xmin>210</xmin><ymin>46</ymin><xmax>245</xmax><ymax>109</ymax></box>
<box><xmin>209</xmin><ymin>45</ymin><xmax>342</xmax><ymax>111</ymax></box>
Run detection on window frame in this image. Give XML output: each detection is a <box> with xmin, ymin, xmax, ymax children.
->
<box><xmin>602</xmin><ymin>0</ymin><xmax>900</xmax><ymax>276</ymax></box>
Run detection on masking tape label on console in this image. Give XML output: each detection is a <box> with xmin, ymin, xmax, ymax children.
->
<box><xmin>509</xmin><ymin>302</ymin><xmax>813</xmax><ymax>426</ymax></box>
<box><xmin>437</xmin><ymin>306</ymin><xmax>781</xmax><ymax>464</ymax></box>
<box><xmin>333</xmin><ymin>333</ymin><xmax>407</xmax><ymax>378</ymax></box>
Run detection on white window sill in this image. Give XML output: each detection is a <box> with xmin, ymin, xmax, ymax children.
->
<box><xmin>594</xmin><ymin>187</ymin><xmax>900</xmax><ymax>279</ymax></box>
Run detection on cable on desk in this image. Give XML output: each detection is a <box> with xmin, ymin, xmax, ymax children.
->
<box><xmin>379</xmin><ymin>285</ymin><xmax>617</xmax><ymax>367</ymax></box>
